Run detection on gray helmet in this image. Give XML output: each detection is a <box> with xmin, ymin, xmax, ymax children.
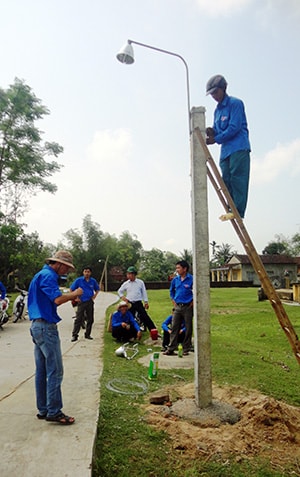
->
<box><xmin>206</xmin><ymin>75</ymin><xmax>227</xmax><ymax>95</ymax></box>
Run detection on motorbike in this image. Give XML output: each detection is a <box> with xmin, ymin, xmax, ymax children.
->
<box><xmin>0</xmin><ymin>296</ymin><xmax>10</xmax><ymax>328</ymax></box>
<box><xmin>12</xmin><ymin>287</ymin><xmax>28</xmax><ymax>323</ymax></box>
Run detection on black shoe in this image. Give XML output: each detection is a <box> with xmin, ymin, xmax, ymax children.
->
<box><xmin>71</xmin><ymin>336</ymin><xmax>78</xmax><ymax>342</ymax></box>
<box><xmin>85</xmin><ymin>335</ymin><xmax>93</xmax><ymax>340</ymax></box>
<box><xmin>163</xmin><ymin>350</ymin><xmax>176</xmax><ymax>356</ymax></box>
<box><xmin>36</xmin><ymin>413</ymin><xmax>47</xmax><ymax>420</ymax></box>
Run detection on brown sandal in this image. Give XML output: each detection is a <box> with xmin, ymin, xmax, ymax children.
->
<box><xmin>46</xmin><ymin>412</ymin><xmax>75</xmax><ymax>425</ymax></box>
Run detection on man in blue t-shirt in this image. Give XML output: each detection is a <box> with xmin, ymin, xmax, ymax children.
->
<box><xmin>206</xmin><ymin>74</ymin><xmax>251</xmax><ymax>220</ymax></box>
<box><xmin>111</xmin><ymin>301</ymin><xmax>142</xmax><ymax>342</ymax></box>
<box><xmin>70</xmin><ymin>266</ymin><xmax>100</xmax><ymax>341</ymax></box>
<box><xmin>163</xmin><ymin>260</ymin><xmax>193</xmax><ymax>356</ymax></box>
<box><xmin>28</xmin><ymin>250</ymin><xmax>83</xmax><ymax>424</ymax></box>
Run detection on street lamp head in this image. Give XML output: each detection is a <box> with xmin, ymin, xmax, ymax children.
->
<box><xmin>116</xmin><ymin>41</ymin><xmax>134</xmax><ymax>65</ymax></box>
<box><xmin>116</xmin><ymin>39</ymin><xmax>192</xmax><ymax>134</ymax></box>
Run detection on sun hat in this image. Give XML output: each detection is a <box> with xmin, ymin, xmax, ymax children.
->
<box><xmin>117</xmin><ymin>300</ymin><xmax>131</xmax><ymax>310</ymax></box>
<box><xmin>46</xmin><ymin>250</ymin><xmax>75</xmax><ymax>270</ymax></box>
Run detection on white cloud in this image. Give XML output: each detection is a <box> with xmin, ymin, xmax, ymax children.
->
<box><xmin>194</xmin><ymin>0</ymin><xmax>300</xmax><ymax>19</ymax></box>
<box><xmin>251</xmin><ymin>138</ymin><xmax>300</xmax><ymax>185</ymax></box>
<box><xmin>194</xmin><ymin>0</ymin><xmax>253</xmax><ymax>16</ymax></box>
<box><xmin>86</xmin><ymin>128</ymin><xmax>133</xmax><ymax>168</ymax></box>
<box><xmin>264</xmin><ymin>0</ymin><xmax>300</xmax><ymax>17</ymax></box>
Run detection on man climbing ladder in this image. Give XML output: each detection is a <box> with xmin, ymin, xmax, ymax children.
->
<box><xmin>205</xmin><ymin>74</ymin><xmax>251</xmax><ymax>221</ymax></box>
<box><xmin>195</xmin><ymin>126</ymin><xmax>300</xmax><ymax>366</ymax></box>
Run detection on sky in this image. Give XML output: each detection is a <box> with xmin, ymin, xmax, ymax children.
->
<box><xmin>1</xmin><ymin>0</ymin><xmax>300</xmax><ymax>256</ymax></box>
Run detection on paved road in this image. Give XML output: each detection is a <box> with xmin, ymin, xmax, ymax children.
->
<box><xmin>0</xmin><ymin>291</ymin><xmax>117</xmax><ymax>477</ymax></box>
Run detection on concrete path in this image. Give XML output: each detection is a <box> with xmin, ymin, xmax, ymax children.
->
<box><xmin>0</xmin><ymin>291</ymin><xmax>118</xmax><ymax>477</ymax></box>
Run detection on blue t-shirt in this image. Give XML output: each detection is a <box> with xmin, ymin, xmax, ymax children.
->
<box><xmin>170</xmin><ymin>273</ymin><xmax>193</xmax><ymax>304</ymax></box>
<box><xmin>213</xmin><ymin>94</ymin><xmax>251</xmax><ymax>161</ymax></box>
<box><xmin>28</xmin><ymin>264</ymin><xmax>62</xmax><ymax>323</ymax></box>
<box><xmin>70</xmin><ymin>276</ymin><xmax>99</xmax><ymax>302</ymax></box>
<box><xmin>0</xmin><ymin>281</ymin><xmax>6</xmax><ymax>300</ymax></box>
<box><xmin>162</xmin><ymin>314</ymin><xmax>186</xmax><ymax>333</ymax></box>
<box><xmin>111</xmin><ymin>310</ymin><xmax>140</xmax><ymax>332</ymax></box>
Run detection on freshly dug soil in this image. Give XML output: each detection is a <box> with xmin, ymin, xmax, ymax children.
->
<box><xmin>144</xmin><ymin>382</ymin><xmax>300</xmax><ymax>473</ymax></box>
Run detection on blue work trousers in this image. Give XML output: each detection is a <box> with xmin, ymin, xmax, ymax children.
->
<box><xmin>220</xmin><ymin>150</ymin><xmax>250</xmax><ymax>218</ymax></box>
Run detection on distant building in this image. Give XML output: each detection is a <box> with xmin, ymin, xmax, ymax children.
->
<box><xmin>211</xmin><ymin>254</ymin><xmax>300</xmax><ymax>287</ymax></box>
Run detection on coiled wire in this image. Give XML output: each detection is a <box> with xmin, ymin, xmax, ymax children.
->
<box><xmin>106</xmin><ymin>377</ymin><xmax>149</xmax><ymax>395</ymax></box>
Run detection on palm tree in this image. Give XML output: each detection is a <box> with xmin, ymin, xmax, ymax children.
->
<box><xmin>179</xmin><ymin>249</ymin><xmax>193</xmax><ymax>272</ymax></box>
<box><xmin>213</xmin><ymin>243</ymin><xmax>236</xmax><ymax>266</ymax></box>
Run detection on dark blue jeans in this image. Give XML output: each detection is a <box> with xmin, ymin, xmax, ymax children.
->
<box><xmin>30</xmin><ymin>320</ymin><xmax>63</xmax><ymax>417</ymax></box>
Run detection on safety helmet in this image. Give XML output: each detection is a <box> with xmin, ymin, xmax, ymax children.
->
<box><xmin>206</xmin><ymin>75</ymin><xmax>227</xmax><ymax>95</ymax></box>
<box><xmin>127</xmin><ymin>266</ymin><xmax>137</xmax><ymax>274</ymax></box>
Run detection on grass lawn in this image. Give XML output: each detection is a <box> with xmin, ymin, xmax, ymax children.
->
<box><xmin>93</xmin><ymin>288</ymin><xmax>300</xmax><ymax>477</ymax></box>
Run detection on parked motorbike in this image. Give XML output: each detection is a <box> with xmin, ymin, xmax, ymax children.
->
<box><xmin>0</xmin><ymin>296</ymin><xmax>10</xmax><ymax>328</ymax></box>
<box><xmin>12</xmin><ymin>287</ymin><xmax>28</xmax><ymax>323</ymax></box>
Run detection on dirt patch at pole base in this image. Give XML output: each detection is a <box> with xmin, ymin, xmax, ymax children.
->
<box><xmin>143</xmin><ymin>383</ymin><xmax>300</xmax><ymax>472</ymax></box>
<box><xmin>171</xmin><ymin>398</ymin><xmax>241</xmax><ymax>425</ymax></box>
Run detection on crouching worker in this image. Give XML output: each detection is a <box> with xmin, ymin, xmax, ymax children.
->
<box><xmin>161</xmin><ymin>309</ymin><xmax>186</xmax><ymax>351</ymax></box>
<box><xmin>112</xmin><ymin>301</ymin><xmax>142</xmax><ymax>343</ymax></box>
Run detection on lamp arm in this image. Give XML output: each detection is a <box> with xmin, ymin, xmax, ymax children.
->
<box><xmin>128</xmin><ymin>39</ymin><xmax>191</xmax><ymax>135</ymax></box>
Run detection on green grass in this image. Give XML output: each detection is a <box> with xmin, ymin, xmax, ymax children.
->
<box><xmin>93</xmin><ymin>288</ymin><xmax>300</xmax><ymax>477</ymax></box>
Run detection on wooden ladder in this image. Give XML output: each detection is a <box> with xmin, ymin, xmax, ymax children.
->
<box><xmin>194</xmin><ymin>127</ymin><xmax>300</xmax><ymax>365</ymax></box>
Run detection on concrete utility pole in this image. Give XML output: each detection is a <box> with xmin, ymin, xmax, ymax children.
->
<box><xmin>190</xmin><ymin>107</ymin><xmax>212</xmax><ymax>408</ymax></box>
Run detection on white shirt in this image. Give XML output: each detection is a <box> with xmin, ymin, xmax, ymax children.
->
<box><xmin>117</xmin><ymin>278</ymin><xmax>148</xmax><ymax>302</ymax></box>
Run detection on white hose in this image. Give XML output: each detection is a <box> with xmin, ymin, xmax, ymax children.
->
<box><xmin>106</xmin><ymin>377</ymin><xmax>149</xmax><ymax>395</ymax></box>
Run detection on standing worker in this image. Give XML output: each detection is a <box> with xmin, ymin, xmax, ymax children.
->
<box><xmin>163</xmin><ymin>260</ymin><xmax>193</xmax><ymax>356</ymax></box>
<box><xmin>206</xmin><ymin>74</ymin><xmax>251</xmax><ymax>220</ymax></box>
<box><xmin>28</xmin><ymin>250</ymin><xmax>83</xmax><ymax>425</ymax></box>
<box><xmin>71</xmin><ymin>266</ymin><xmax>100</xmax><ymax>342</ymax></box>
<box><xmin>117</xmin><ymin>266</ymin><xmax>156</xmax><ymax>332</ymax></box>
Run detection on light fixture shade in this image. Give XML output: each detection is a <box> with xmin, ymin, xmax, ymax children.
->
<box><xmin>116</xmin><ymin>42</ymin><xmax>134</xmax><ymax>64</ymax></box>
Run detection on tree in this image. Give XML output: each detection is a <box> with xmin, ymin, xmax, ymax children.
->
<box><xmin>0</xmin><ymin>223</ymin><xmax>53</xmax><ymax>288</ymax></box>
<box><xmin>179</xmin><ymin>249</ymin><xmax>193</xmax><ymax>272</ymax></box>
<box><xmin>262</xmin><ymin>234</ymin><xmax>292</xmax><ymax>256</ymax></box>
<box><xmin>63</xmin><ymin>216</ymin><xmax>143</xmax><ymax>279</ymax></box>
<box><xmin>139</xmin><ymin>248</ymin><xmax>178</xmax><ymax>281</ymax></box>
<box><xmin>115</xmin><ymin>230</ymin><xmax>142</xmax><ymax>271</ymax></box>
<box><xmin>291</xmin><ymin>233</ymin><xmax>300</xmax><ymax>256</ymax></box>
<box><xmin>0</xmin><ymin>78</ymin><xmax>63</xmax><ymax>217</ymax></box>
<box><xmin>212</xmin><ymin>243</ymin><xmax>236</xmax><ymax>266</ymax></box>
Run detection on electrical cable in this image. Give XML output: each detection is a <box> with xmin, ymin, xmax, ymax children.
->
<box><xmin>106</xmin><ymin>377</ymin><xmax>149</xmax><ymax>395</ymax></box>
